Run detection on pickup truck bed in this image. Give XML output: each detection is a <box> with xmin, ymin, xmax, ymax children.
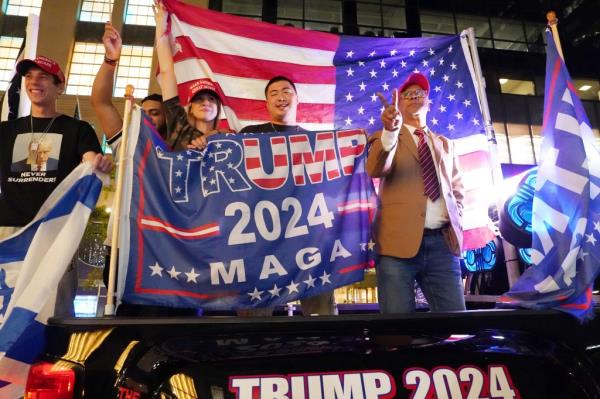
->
<box><xmin>32</xmin><ymin>309</ymin><xmax>600</xmax><ymax>398</ymax></box>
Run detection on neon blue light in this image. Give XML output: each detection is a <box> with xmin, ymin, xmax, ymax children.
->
<box><xmin>462</xmin><ymin>240</ymin><xmax>497</xmax><ymax>272</ymax></box>
<box><xmin>519</xmin><ymin>247</ymin><xmax>532</xmax><ymax>265</ymax></box>
<box><xmin>506</xmin><ymin>168</ymin><xmax>537</xmax><ymax>234</ymax></box>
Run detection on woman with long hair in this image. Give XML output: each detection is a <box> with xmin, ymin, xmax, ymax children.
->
<box><xmin>154</xmin><ymin>0</ymin><xmax>223</xmax><ymax>150</ymax></box>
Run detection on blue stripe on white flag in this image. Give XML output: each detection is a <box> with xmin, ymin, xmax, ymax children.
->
<box><xmin>0</xmin><ymin>308</ymin><xmax>45</xmax><ymax>364</ymax></box>
<box><xmin>0</xmin><ymin>163</ymin><xmax>104</xmax><ymax>398</ymax></box>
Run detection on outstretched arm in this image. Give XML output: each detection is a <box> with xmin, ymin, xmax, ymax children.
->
<box><xmin>154</xmin><ymin>0</ymin><xmax>178</xmax><ymax>100</ymax></box>
<box><xmin>91</xmin><ymin>21</ymin><xmax>123</xmax><ymax>139</ymax></box>
<box><xmin>366</xmin><ymin>90</ymin><xmax>401</xmax><ymax>177</ymax></box>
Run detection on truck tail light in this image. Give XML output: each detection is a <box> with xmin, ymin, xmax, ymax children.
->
<box><xmin>25</xmin><ymin>361</ymin><xmax>75</xmax><ymax>399</ymax></box>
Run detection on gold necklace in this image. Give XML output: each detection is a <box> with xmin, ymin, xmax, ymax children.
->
<box><xmin>29</xmin><ymin>114</ymin><xmax>58</xmax><ymax>161</ymax></box>
<box><xmin>270</xmin><ymin>122</ymin><xmax>299</xmax><ymax>133</ymax></box>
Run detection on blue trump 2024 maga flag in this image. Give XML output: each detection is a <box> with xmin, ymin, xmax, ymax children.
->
<box><xmin>116</xmin><ymin>108</ymin><xmax>374</xmax><ymax>310</ymax></box>
<box><xmin>502</xmin><ymin>29</ymin><xmax>600</xmax><ymax>320</ymax></box>
<box><xmin>0</xmin><ymin>164</ymin><xmax>103</xmax><ymax>397</ymax></box>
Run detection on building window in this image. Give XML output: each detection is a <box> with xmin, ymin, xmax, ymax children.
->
<box><xmin>491</xmin><ymin>18</ymin><xmax>527</xmax><ymax>52</ymax></box>
<box><xmin>276</xmin><ymin>0</ymin><xmax>342</xmax><ymax>32</ymax></box>
<box><xmin>507</xmin><ymin>123</ymin><xmax>535</xmax><ymax>164</ymax></box>
<box><xmin>573</xmin><ymin>79</ymin><xmax>600</xmax><ymax>101</ymax></box>
<box><xmin>525</xmin><ymin>22</ymin><xmax>545</xmax><ymax>53</ymax></box>
<box><xmin>531</xmin><ymin>124</ymin><xmax>542</xmax><ymax>163</ymax></box>
<box><xmin>79</xmin><ymin>0</ymin><xmax>114</xmax><ymax>23</ymax></box>
<box><xmin>4</xmin><ymin>0</ymin><xmax>42</xmax><ymax>16</ymax></box>
<box><xmin>499</xmin><ymin>78</ymin><xmax>535</xmax><ymax>96</ymax></box>
<box><xmin>356</xmin><ymin>2</ymin><xmax>383</xmax><ymax>36</ymax></box>
<box><xmin>592</xmin><ymin>126</ymin><xmax>600</xmax><ymax>152</ymax></box>
<box><xmin>456</xmin><ymin>14</ymin><xmax>492</xmax><ymax>48</ymax></box>
<box><xmin>492</xmin><ymin>123</ymin><xmax>511</xmax><ymax>164</ymax></box>
<box><xmin>381</xmin><ymin>4</ymin><xmax>406</xmax><ymax>37</ymax></box>
<box><xmin>304</xmin><ymin>0</ymin><xmax>342</xmax><ymax>33</ymax></box>
<box><xmin>0</xmin><ymin>36</ymin><xmax>24</xmax><ymax>91</ymax></box>
<box><xmin>356</xmin><ymin>2</ymin><xmax>406</xmax><ymax>37</ymax></box>
<box><xmin>420</xmin><ymin>10</ymin><xmax>456</xmax><ymax>36</ymax></box>
<box><xmin>125</xmin><ymin>0</ymin><xmax>155</xmax><ymax>26</ymax></box>
<box><xmin>223</xmin><ymin>0</ymin><xmax>262</xmax><ymax>18</ymax></box>
<box><xmin>114</xmin><ymin>45</ymin><xmax>153</xmax><ymax>98</ymax></box>
<box><xmin>276</xmin><ymin>0</ymin><xmax>302</xmax><ymax>27</ymax></box>
<box><xmin>66</xmin><ymin>42</ymin><xmax>104</xmax><ymax>95</ymax></box>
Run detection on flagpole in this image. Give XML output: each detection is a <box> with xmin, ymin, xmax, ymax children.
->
<box><xmin>465</xmin><ymin>28</ymin><xmax>521</xmax><ymax>287</ymax></box>
<box><xmin>546</xmin><ymin>11</ymin><xmax>564</xmax><ymax>61</ymax></box>
<box><xmin>105</xmin><ymin>85</ymin><xmax>135</xmax><ymax>316</ymax></box>
<box><xmin>18</xmin><ymin>13</ymin><xmax>39</xmax><ymax>117</ymax></box>
<box><xmin>76</xmin><ymin>96</ymin><xmax>83</xmax><ymax>120</ymax></box>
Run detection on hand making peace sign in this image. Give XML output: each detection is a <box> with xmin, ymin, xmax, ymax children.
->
<box><xmin>377</xmin><ymin>89</ymin><xmax>402</xmax><ymax>131</ymax></box>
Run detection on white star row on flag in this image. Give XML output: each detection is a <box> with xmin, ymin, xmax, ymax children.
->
<box><xmin>146</xmin><ymin>240</ymin><xmax>374</xmax><ymax>303</ymax></box>
<box><xmin>247</xmin><ymin>271</ymin><xmax>332</xmax><ymax>302</ymax></box>
<box><xmin>336</xmin><ymin>41</ymin><xmax>483</xmax><ymax>139</ymax></box>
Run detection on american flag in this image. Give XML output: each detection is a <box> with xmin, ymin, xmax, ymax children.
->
<box><xmin>161</xmin><ymin>0</ymin><xmax>496</xmax><ymax>250</ymax></box>
<box><xmin>502</xmin><ymin>29</ymin><xmax>600</xmax><ymax>321</ymax></box>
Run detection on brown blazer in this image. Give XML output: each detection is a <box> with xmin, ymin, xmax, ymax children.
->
<box><xmin>366</xmin><ymin>126</ymin><xmax>465</xmax><ymax>257</ymax></box>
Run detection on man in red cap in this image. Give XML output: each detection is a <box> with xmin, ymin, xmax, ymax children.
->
<box><xmin>0</xmin><ymin>55</ymin><xmax>112</xmax><ymax>316</ymax></box>
<box><xmin>367</xmin><ymin>72</ymin><xmax>466</xmax><ymax>314</ymax></box>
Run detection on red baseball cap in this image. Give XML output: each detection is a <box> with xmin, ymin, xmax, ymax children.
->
<box><xmin>17</xmin><ymin>55</ymin><xmax>65</xmax><ymax>84</ymax></box>
<box><xmin>399</xmin><ymin>72</ymin><xmax>429</xmax><ymax>93</ymax></box>
<box><xmin>187</xmin><ymin>79</ymin><xmax>221</xmax><ymax>104</ymax></box>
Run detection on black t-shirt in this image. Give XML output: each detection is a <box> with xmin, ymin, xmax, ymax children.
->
<box><xmin>240</xmin><ymin>122</ymin><xmax>309</xmax><ymax>134</ymax></box>
<box><xmin>0</xmin><ymin>114</ymin><xmax>102</xmax><ymax>226</ymax></box>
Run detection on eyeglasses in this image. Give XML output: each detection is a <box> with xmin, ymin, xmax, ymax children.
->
<box><xmin>401</xmin><ymin>89</ymin><xmax>428</xmax><ymax>99</ymax></box>
<box><xmin>268</xmin><ymin>88</ymin><xmax>295</xmax><ymax>98</ymax></box>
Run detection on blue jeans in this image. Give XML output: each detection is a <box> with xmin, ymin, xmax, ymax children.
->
<box><xmin>377</xmin><ymin>233</ymin><xmax>466</xmax><ymax>313</ymax></box>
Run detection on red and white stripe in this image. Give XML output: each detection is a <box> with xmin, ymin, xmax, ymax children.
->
<box><xmin>164</xmin><ymin>0</ymin><xmax>338</xmax><ymax>131</ymax></box>
<box><xmin>243</xmin><ymin>136</ymin><xmax>289</xmax><ymax>189</ymax></box>
<box><xmin>140</xmin><ymin>217</ymin><xmax>219</xmax><ymax>239</ymax></box>
<box><xmin>289</xmin><ymin>132</ymin><xmax>340</xmax><ymax>185</ymax></box>
<box><xmin>454</xmin><ymin>134</ymin><xmax>497</xmax><ymax>250</ymax></box>
<box><xmin>336</xmin><ymin>129</ymin><xmax>367</xmax><ymax>175</ymax></box>
<box><xmin>337</xmin><ymin>200</ymin><xmax>375</xmax><ymax>214</ymax></box>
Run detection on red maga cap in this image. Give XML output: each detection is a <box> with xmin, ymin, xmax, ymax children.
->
<box><xmin>398</xmin><ymin>72</ymin><xmax>429</xmax><ymax>93</ymax></box>
<box><xmin>16</xmin><ymin>56</ymin><xmax>65</xmax><ymax>84</ymax></box>
<box><xmin>187</xmin><ymin>79</ymin><xmax>220</xmax><ymax>103</ymax></box>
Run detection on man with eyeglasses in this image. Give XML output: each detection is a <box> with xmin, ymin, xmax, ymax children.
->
<box><xmin>240</xmin><ymin>76</ymin><xmax>303</xmax><ymax>134</ymax></box>
<box><xmin>367</xmin><ymin>72</ymin><xmax>466</xmax><ymax>313</ymax></box>
<box><xmin>239</xmin><ymin>76</ymin><xmax>335</xmax><ymax>316</ymax></box>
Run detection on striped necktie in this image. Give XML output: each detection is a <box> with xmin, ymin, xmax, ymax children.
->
<box><xmin>414</xmin><ymin>129</ymin><xmax>440</xmax><ymax>201</ymax></box>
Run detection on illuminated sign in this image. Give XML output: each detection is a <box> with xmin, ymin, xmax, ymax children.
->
<box><xmin>229</xmin><ymin>366</ymin><xmax>520</xmax><ymax>399</ymax></box>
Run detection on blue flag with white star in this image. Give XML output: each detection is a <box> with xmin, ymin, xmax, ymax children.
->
<box><xmin>502</xmin><ymin>29</ymin><xmax>600</xmax><ymax>321</ymax></box>
<box><xmin>335</xmin><ymin>34</ymin><xmax>483</xmax><ymax>138</ymax></box>
<box><xmin>119</xmin><ymin>108</ymin><xmax>374</xmax><ymax>310</ymax></box>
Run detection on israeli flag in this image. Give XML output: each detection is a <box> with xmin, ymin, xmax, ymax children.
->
<box><xmin>0</xmin><ymin>163</ymin><xmax>103</xmax><ymax>397</ymax></box>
